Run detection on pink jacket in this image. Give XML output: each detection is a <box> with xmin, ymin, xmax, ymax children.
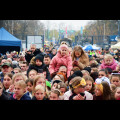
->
<box><xmin>100</xmin><ymin>59</ymin><xmax>118</xmax><ymax>71</ymax></box>
<box><xmin>49</xmin><ymin>51</ymin><xmax>73</xmax><ymax>78</ymax></box>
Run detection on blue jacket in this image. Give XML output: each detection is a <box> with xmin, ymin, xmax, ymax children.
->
<box><xmin>10</xmin><ymin>93</ymin><xmax>31</xmax><ymax>100</ymax></box>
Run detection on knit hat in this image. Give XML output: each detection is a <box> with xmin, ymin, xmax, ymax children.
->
<box><xmin>34</xmin><ymin>54</ymin><xmax>44</xmax><ymax>63</ymax></box>
<box><xmin>84</xmin><ymin>67</ymin><xmax>91</xmax><ymax>74</ymax></box>
<box><xmin>73</xmin><ymin>70</ymin><xmax>83</xmax><ymax>77</ymax></box>
<box><xmin>59</xmin><ymin>44</ymin><xmax>69</xmax><ymax>51</ymax></box>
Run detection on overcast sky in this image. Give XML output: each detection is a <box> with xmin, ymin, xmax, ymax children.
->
<box><xmin>40</xmin><ymin>20</ymin><xmax>92</xmax><ymax>30</ymax></box>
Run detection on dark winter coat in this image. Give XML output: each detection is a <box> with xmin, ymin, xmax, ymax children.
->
<box><xmin>0</xmin><ymin>92</ymin><xmax>11</xmax><ymax>100</ymax></box>
<box><xmin>10</xmin><ymin>93</ymin><xmax>31</xmax><ymax>100</ymax></box>
<box><xmin>25</xmin><ymin>49</ymin><xmax>44</xmax><ymax>64</ymax></box>
<box><xmin>27</xmin><ymin>63</ymin><xmax>51</xmax><ymax>82</ymax></box>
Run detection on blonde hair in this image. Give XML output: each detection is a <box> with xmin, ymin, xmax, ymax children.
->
<box><xmin>81</xmin><ymin>70</ymin><xmax>90</xmax><ymax>76</ymax></box>
<box><xmin>12</xmin><ymin>73</ymin><xmax>27</xmax><ymax>84</ymax></box>
<box><xmin>32</xmin><ymin>74</ymin><xmax>46</xmax><ymax>96</ymax></box>
<box><xmin>34</xmin><ymin>84</ymin><xmax>45</xmax><ymax>93</ymax></box>
<box><xmin>104</xmin><ymin>54</ymin><xmax>113</xmax><ymax>60</ymax></box>
<box><xmin>28</xmin><ymin>69</ymin><xmax>37</xmax><ymax>76</ymax></box>
<box><xmin>14</xmin><ymin>68</ymin><xmax>22</xmax><ymax>73</ymax></box>
<box><xmin>14</xmin><ymin>80</ymin><xmax>26</xmax><ymax>89</ymax></box>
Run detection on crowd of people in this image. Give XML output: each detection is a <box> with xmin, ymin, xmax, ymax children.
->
<box><xmin>0</xmin><ymin>41</ymin><xmax>120</xmax><ymax>100</ymax></box>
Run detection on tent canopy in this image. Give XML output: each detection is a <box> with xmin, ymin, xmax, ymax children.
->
<box><xmin>0</xmin><ymin>27</ymin><xmax>21</xmax><ymax>47</ymax></box>
<box><xmin>111</xmin><ymin>42</ymin><xmax>120</xmax><ymax>49</ymax></box>
<box><xmin>83</xmin><ymin>44</ymin><xmax>100</xmax><ymax>51</ymax></box>
<box><xmin>0</xmin><ymin>27</ymin><xmax>21</xmax><ymax>54</ymax></box>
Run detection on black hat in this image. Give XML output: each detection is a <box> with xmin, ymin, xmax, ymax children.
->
<box><xmin>73</xmin><ymin>70</ymin><xmax>83</xmax><ymax>77</ymax></box>
<box><xmin>52</xmin><ymin>80</ymin><xmax>62</xmax><ymax>85</ymax></box>
<box><xmin>68</xmin><ymin>74</ymin><xmax>77</xmax><ymax>84</ymax></box>
<box><xmin>84</xmin><ymin>67</ymin><xmax>91</xmax><ymax>74</ymax></box>
<box><xmin>34</xmin><ymin>54</ymin><xmax>44</xmax><ymax>63</ymax></box>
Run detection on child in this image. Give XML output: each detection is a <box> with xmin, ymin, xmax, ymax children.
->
<box><xmin>3</xmin><ymin>73</ymin><xmax>13</xmax><ymax>92</ymax></box>
<box><xmin>110</xmin><ymin>73</ymin><xmax>120</xmax><ymax>87</ymax></box>
<box><xmin>49</xmin><ymin>44</ymin><xmax>73</xmax><ymax>78</ymax></box>
<box><xmin>98</xmin><ymin>69</ymin><xmax>109</xmax><ymax>78</ymax></box>
<box><xmin>72</xmin><ymin>45</ymin><xmax>89</xmax><ymax>70</ymax></box>
<box><xmin>32</xmin><ymin>74</ymin><xmax>49</xmax><ymax>99</ymax></box>
<box><xmin>81</xmin><ymin>70</ymin><xmax>90</xmax><ymax>77</ymax></box>
<box><xmin>28</xmin><ymin>69</ymin><xmax>37</xmax><ymax>80</ymax></box>
<box><xmin>25</xmin><ymin>78</ymin><xmax>34</xmax><ymax>99</ymax></box>
<box><xmin>69</xmin><ymin>77</ymin><xmax>93</xmax><ymax>100</ymax></box>
<box><xmin>32</xmin><ymin>84</ymin><xmax>46</xmax><ymax>100</ymax></box>
<box><xmin>93</xmin><ymin>81</ymin><xmax>112</xmax><ymax>100</ymax></box>
<box><xmin>100</xmin><ymin>54</ymin><xmax>118</xmax><ymax>71</ymax></box>
<box><xmin>113</xmin><ymin>87</ymin><xmax>120</xmax><ymax>100</ymax></box>
<box><xmin>56</xmin><ymin>82</ymin><xmax>67</xmax><ymax>100</ymax></box>
<box><xmin>27</xmin><ymin>54</ymin><xmax>51</xmax><ymax>81</ymax></box>
<box><xmin>11</xmin><ymin>80</ymin><xmax>31</xmax><ymax>100</ymax></box>
<box><xmin>51</xmin><ymin>79</ymin><xmax>62</xmax><ymax>90</ymax></box>
<box><xmin>83</xmin><ymin>75</ymin><xmax>95</xmax><ymax>95</ymax></box>
<box><xmin>49</xmin><ymin>89</ymin><xmax>61</xmax><ymax>100</ymax></box>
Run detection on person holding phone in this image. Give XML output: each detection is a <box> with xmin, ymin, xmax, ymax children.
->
<box><xmin>69</xmin><ymin>77</ymin><xmax>93</xmax><ymax>100</ymax></box>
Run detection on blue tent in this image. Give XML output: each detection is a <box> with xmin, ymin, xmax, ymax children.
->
<box><xmin>0</xmin><ymin>27</ymin><xmax>21</xmax><ymax>47</ymax></box>
<box><xmin>83</xmin><ymin>45</ymin><xmax>93</xmax><ymax>51</ymax></box>
<box><xmin>0</xmin><ymin>27</ymin><xmax>21</xmax><ymax>54</ymax></box>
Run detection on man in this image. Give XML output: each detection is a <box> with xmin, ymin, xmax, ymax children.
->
<box><xmin>25</xmin><ymin>44</ymin><xmax>44</xmax><ymax>64</ymax></box>
<box><xmin>19</xmin><ymin>61</ymin><xmax>28</xmax><ymax>76</ymax></box>
<box><xmin>19</xmin><ymin>61</ymin><xmax>28</xmax><ymax>72</ymax></box>
<box><xmin>58</xmin><ymin>66</ymin><xmax>67</xmax><ymax>77</ymax></box>
<box><xmin>44</xmin><ymin>55</ymin><xmax>51</xmax><ymax>68</ymax></box>
<box><xmin>0</xmin><ymin>62</ymin><xmax>13</xmax><ymax>83</ymax></box>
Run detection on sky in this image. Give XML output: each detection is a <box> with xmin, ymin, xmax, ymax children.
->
<box><xmin>40</xmin><ymin>20</ymin><xmax>92</xmax><ymax>30</ymax></box>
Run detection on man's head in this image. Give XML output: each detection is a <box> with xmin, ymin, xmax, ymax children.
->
<box><xmin>1</xmin><ymin>62</ymin><xmax>13</xmax><ymax>74</ymax></box>
<box><xmin>44</xmin><ymin>55</ymin><xmax>51</xmax><ymax>65</ymax></box>
<box><xmin>30</xmin><ymin>44</ymin><xmax>36</xmax><ymax>53</ymax></box>
<box><xmin>19</xmin><ymin>61</ymin><xmax>28</xmax><ymax>72</ymax></box>
<box><xmin>58</xmin><ymin>66</ymin><xmax>67</xmax><ymax>76</ymax></box>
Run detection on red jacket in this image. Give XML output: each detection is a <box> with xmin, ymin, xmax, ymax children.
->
<box><xmin>49</xmin><ymin>51</ymin><xmax>72</xmax><ymax>78</ymax></box>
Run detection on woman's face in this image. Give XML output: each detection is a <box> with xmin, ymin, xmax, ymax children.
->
<box><xmin>3</xmin><ymin>75</ymin><xmax>12</xmax><ymax>89</ymax></box>
<box><xmin>75</xmin><ymin>51</ymin><xmax>81</xmax><ymax>58</ymax></box>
